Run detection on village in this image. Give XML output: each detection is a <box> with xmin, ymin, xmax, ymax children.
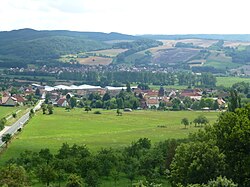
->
<box><xmin>0</xmin><ymin>82</ymin><xmax>227</xmax><ymax>111</ymax></box>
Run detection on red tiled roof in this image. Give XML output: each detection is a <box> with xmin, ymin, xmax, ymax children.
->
<box><xmin>57</xmin><ymin>98</ymin><xmax>67</xmax><ymax>106</ymax></box>
<box><xmin>147</xmin><ymin>98</ymin><xmax>159</xmax><ymax>105</ymax></box>
<box><xmin>13</xmin><ymin>95</ymin><xmax>26</xmax><ymax>103</ymax></box>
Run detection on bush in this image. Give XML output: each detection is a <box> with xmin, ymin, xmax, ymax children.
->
<box><xmin>12</xmin><ymin>113</ymin><xmax>17</xmax><ymax>118</ymax></box>
<box><xmin>93</xmin><ymin>111</ymin><xmax>101</xmax><ymax>114</ymax></box>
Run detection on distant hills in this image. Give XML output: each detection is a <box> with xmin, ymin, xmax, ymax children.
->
<box><xmin>141</xmin><ymin>34</ymin><xmax>250</xmax><ymax>41</ymax></box>
<box><xmin>1</xmin><ymin>29</ymin><xmax>250</xmax><ymax>69</ymax></box>
<box><xmin>0</xmin><ymin>29</ymin><xmax>141</xmax><ymax>67</ymax></box>
<box><xmin>0</xmin><ymin>28</ymin><xmax>139</xmax><ymax>42</ymax></box>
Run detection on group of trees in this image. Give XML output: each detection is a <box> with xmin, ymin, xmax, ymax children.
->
<box><xmin>0</xmin><ymin>138</ymin><xmax>185</xmax><ymax>186</ymax></box>
<box><xmin>170</xmin><ymin>97</ymin><xmax>221</xmax><ymax>111</ymax></box>
<box><xmin>59</xmin><ymin>71</ymin><xmax>217</xmax><ymax>88</ymax></box>
<box><xmin>0</xmin><ymin>117</ymin><xmax>7</xmax><ymax>131</ymax></box>
<box><xmin>225</xmin><ymin>45</ymin><xmax>250</xmax><ymax>64</ymax></box>
<box><xmin>181</xmin><ymin>115</ymin><xmax>209</xmax><ymax>128</ymax></box>
<box><xmin>41</xmin><ymin>103</ymin><xmax>54</xmax><ymax>115</ymax></box>
<box><xmin>177</xmin><ymin>72</ymin><xmax>216</xmax><ymax>87</ymax></box>
<box><xmin>1</xmin><ymin>133</ymin><xmax>12</xmax><ymax>147</ymax></box>
<box><xmin>170</xmin><ymin>104</ymin><xmax>250</xmax><ymax>186</ymax></box>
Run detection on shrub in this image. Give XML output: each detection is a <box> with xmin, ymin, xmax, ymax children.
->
<box><xmin>94</xmin><ymin>111</ymin><xmax>101</xmax><ymax>114</ymax></box>
<box><xmin>12</xmin><ymin>113</ymin><xmax>17</xmax><ymax>118</ymax></box>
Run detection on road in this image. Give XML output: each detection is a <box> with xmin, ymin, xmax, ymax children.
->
<box><xmin>0</xmin><ymin>100</ymin><xmax>44</xmax><ymax>147</ymax></box>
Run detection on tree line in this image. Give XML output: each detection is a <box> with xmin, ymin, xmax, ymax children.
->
<box><xmin>59</xmin><ymin>71</ymin><xmax>216</xmax><ymax>88</ymax></box>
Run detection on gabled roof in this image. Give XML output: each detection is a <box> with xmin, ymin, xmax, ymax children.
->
<box><xmin>1</xmin><ymin>96</ymin><xmax>10</xmax><ymax>104</ymax></box>
<box><xmin>13</xmin><ymin>95</ymin><xmax>26</xmax><ymax>103</ymax></box>
<box><xmin>146</xmin><ymin>98</ymin><xmax>159</xmax><ymax>105</ymax></box>
<box><xmin>0</xmin><ymin>96</ymin><xmax>17</xmax><ymax>105</ymax></box>
<box><xmin>144</xmin><ymin>90</ymin><xmax>159</xmax><ymax>97</ymax></box>
<box><xmin>57</xmin><ymin>98</ymin><xmax>67</xmax><ymax>106</ymax></box>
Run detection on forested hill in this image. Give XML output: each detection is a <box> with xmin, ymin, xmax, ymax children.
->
<box><xmin>142</xmin><ymin>34</ymin><xmax>250</xmax><ymax>41</ymax></box>
<box><xmin>0</xmin><ymin>29</ymin><xmax>140</xmax><ymax>67</ymax></box>
<box><xmin>0</xmin><ymin>29</ymin><xmax>139</xmax><ymax>42</ymax></box>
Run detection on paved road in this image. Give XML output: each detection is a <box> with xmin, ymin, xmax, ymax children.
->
<box><xmin>0</xmin><ymin>100</ymin><xmax>44</xmax><ymax>147</ymax></box>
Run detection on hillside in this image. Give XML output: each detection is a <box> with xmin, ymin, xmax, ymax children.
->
<box><xmin>142</xmin><ymin>34</ymin><xmax>250</xmax><ymax>41</ymax></box>
<box><xmin>1</xmin><ymin>30</ymin><xmax>250</xmax><ymax>72</ymax></box>
<box><xmin>0</xmin><ymin>29</ymin><xmax>140</xmax><ymax>67</ymax></box>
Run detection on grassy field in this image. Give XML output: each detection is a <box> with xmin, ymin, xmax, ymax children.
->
<box><xmin>0</xmin><ymin>108</ymin><xmax>220</xmax><ymax>164</ymax></box>
<box><xmin>205</xmin><ymin>60</ymin><xmax>241</xmax><ymax>70</ymax></box>
<box><xmin>216</xmin><ymin>76</ymin><xmax>250</xmax><ymax>87</ymax></box>
<box><xmin>0</xmin><ymin>106</ymin><xmax>21</xmax><ymax>119</ymax></box>
<box><xmin>5</xmin><ymin>106</ymin><xmax>29</xmax><ymax>126</ymax></box>
<box><xmin>204</xmin><ymin>51</ymin><xmax>241</xmax><ymax>70</ymax></box>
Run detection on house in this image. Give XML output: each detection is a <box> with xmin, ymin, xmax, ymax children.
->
<box><xmin>168</xmin><ymin>90</ymin><xmax>177</xmax><ymax>98</ymax></box>
<box><xmin>24</xmin><ymin>88</ymin><xmax>34</xmax><ymax>96</ymax></box>
<box><xmin>143</xmin><ymin>90</ymin><xmax>159</xmax><ymax>98</ymax></box>
<box><xmin>217</xmin><ymin>98</ymin><xmax>226</xmax><ymax>106</ymax></box>
<box><xmin>146</xmin><ymin>98</ymin><xmax>159</xmax><ymax>108</ymax></box>
<box><xmin>12</xmin><ymin>95</ymin><xmax>26</xmax><ymax>106</ymax></box>
<box><xmin>0</xmin><ymin>96</ymin><xmax>17</xmax><ymax>106</ymax></box>
<box><xmin>180</xmin><ymin>89</ymin><xmax>202</xmax><ymax>100</ymax></box>
<box><xmin>2</xmin><ymin>92</ymin><xmax>10</xmax><ymax>97</ymax></box>
<box><xmin>49</xmin><ymin>93</ymin><xmax>60</xmax><ymax>105</ymax></box>
<box><xmin>56</xmin><ymin>98</ymin><xmax>68</xmax><ymax>107</ymax></box>
<box><xmin>213</xmin><ymin>98</ymin><xmax>226</xmax><ymax>109</ymax></box>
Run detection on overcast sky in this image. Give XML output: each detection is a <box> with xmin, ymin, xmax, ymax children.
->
<box><xmin>1</xmin><ymin>0</ymin><xmax>250</xmax><ymax>34</ymax></box>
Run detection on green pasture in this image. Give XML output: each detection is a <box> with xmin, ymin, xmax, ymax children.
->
<box><xmin>216</xmin><ymin>76</ymin><xmax>250</xmax><ymax>87</ymax></box>
<box><xmin>0</xmin><ymin>108</ymin><xmax>219</xmax><ymax>164</ymax></box>
<box><xmin>0</xmin><ymin>106</ymin><xmax>20</xmax><ymax>119</ymax></box>
<box><xmin>204</xmin><ymin>61</ymin><xmax>240</xmax><ymax>70</ymax></box>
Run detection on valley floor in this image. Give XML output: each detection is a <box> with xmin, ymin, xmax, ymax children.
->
<box><xmin>0</xmin><ymin>108</ymin><xmax>219</xmax><ymax>165</ymax></box>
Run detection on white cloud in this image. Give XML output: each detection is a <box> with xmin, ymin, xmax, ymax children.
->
<box><xmin>0</xmin><ymin>0</ymin><xmax>250</xmax><ymax>34</ymax></box>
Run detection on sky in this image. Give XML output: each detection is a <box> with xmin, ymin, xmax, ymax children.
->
<box><xmin>0</xmin><ymin>0</ymin><xmax>250</xmax><ymax>35</ymax></box>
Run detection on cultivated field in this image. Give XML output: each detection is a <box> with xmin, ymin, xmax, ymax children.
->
<box><xmin>77</xmin><ymin>56</ymin><xmax>113</xmax><ymax>65</ymax></box>
<box><xmin>153</xmin><ymin>48</ymin><xmax>200</xmax><ymax>65</ymax></box>
<box><xmin>159</xmin><ymin>39</ymin><xmax>218</xmax><ymax>48</ymax></box>
<box><xmin>223</xmin><ymin>41</ymin><xmax>250</xmax><ymax>48</ymax></box>
<box><xmin>0</xmin><ymin>108</ymin><xmax>219</xmax><ymax>164</ymax></box>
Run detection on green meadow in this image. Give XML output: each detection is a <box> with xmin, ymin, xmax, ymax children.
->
<box><xmin>216</xmin><ymin>76</ymin><xmax>250</xmax><ymax>87</ymax></box>
<box><xmin>0</xmin><ymin>108</ymin><xmax>219</xmax><ymax>164</ymax></box>
<box><xmin>0</xmin><ymin>106</ymin><xmax>20</xmax><ymax>119</ymax></box>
